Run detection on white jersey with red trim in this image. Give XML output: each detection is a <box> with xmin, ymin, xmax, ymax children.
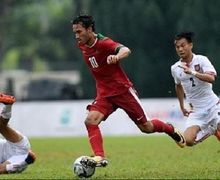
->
<box><xmin>171</xmin><ymin>54</ymin><xmax>219</xmax><ymax>110</ymax></box>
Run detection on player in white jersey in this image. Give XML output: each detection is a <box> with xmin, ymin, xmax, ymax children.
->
<box><xmin>0</xmin><ymin>93</ymin><xmax>36</xmax><ymax>174</ymax></box>
<box><xmin>171</xmin><ymin>31</ymin><xmax>220</xmax><ymax>146</ymax></box>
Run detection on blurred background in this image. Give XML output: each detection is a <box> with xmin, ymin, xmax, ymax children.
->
<box><xmin>1</xmin><ymin>0</ymin><xmax>220</xmax><ymax>101</ymax></box>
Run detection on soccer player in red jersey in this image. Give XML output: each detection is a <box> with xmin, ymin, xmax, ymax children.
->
<box><xmin>71</xmin><ymin>14</ymin><xmax>185</xmax><ymax>167</ymax></box>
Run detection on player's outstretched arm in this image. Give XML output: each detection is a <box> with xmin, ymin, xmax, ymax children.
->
<box><xmin>191</xmin><ymin>72</ymin><xmax>215</xmax><ymax>83</ymax></box>
<box><xmin>178</xmin><ymin>64</ymin><xmax>215</xmax><ymax>83</ymax></box>
<box><xmin>116</xmin><ymin>46</ymin><xmax>131</xmax><ymax>60</ymax></box>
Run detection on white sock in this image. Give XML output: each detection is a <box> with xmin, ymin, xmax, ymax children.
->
<box><xmin>194</xmin><ymin>125</ymin><xmax>215</xmax><ymax>144</ymax></box>
<box><xmin>6</xmin><ymin>162</ymin><xmax>28</xmax><ymax>173</ymax></box>
<box><xmin>1</xmin><ymin>104</ymin><xmax>12</xmax><ymax>119</ymax></box>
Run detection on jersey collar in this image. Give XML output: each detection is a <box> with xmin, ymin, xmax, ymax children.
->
<box><xmin>86</xmin><ymin>34</ymin><xmax>98</xmax><ymax>48</ymax></box>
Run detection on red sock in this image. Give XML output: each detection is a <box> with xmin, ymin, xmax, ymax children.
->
<box><xmin>86</xmin><ymin>124</ymin><xmax>104</xmax><ymax>157</ymax></box>
<box><xmin>151</xmin><ymin>119</ymin><xmax>174</xmax><ymax>134</ymax></box>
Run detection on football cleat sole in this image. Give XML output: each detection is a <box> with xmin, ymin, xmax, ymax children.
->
<box><xmin>0</xmin><ymin>93</ymin><xmax>16</xmax><ymax>104</ymax></box>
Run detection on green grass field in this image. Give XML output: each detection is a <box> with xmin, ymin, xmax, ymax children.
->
<box><xmin>1</xmin><ymin>135</ymin><xmax>220</xmax><ymax>179</ymax></box>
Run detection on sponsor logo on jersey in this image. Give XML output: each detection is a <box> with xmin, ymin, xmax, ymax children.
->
<box><xmin>194</xmin><ymin>64</ymin><xmax>200</xmax><ymax>72</ymax></box>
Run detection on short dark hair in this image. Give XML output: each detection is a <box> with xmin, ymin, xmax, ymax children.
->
<box><xmin>174</xmin><ymin>31</ymin><xmax>195</xmax><ymax>43</ymax></box>
<box><xmin>71</xmin><ymin>14</ymin><xmax>95</xmax><ymax>31</ymax></box>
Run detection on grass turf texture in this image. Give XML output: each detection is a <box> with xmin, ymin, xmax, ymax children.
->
<box><xmin>1</xmin><ymin>135</ymin><xmax>219</xmax><ymax>179</ymax></box>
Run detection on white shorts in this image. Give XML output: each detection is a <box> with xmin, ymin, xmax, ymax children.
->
<box><xmin>186</xmin><ymin>103</ymin><xmax>220</xmax><ymax>131</ymax></box>
<box><xmin>0</xmin><ymin>135</ymin><xmax>30</xmax><ymax>164</ymax></box>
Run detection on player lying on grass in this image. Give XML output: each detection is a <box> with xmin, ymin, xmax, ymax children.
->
<box><xmin>0</xmin><ymin>94</ymin><xmax>36</xmax><ymax>174</ymax></box>
<box><xmin>71</xmin><ymin>14</ymin><xmax>186</xmax><ymax>168</ymax></box>
<box><xmin>171</xmin><ymin>31</ymin><xmax>220</xmax><ymax>146</ymax></box>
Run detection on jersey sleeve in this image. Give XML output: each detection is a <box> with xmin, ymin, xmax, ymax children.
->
<box><xmin>201</xmin><ymin>56</ymin><xmax>217</xmax><ymax>75</ymax></box>
<box><xmin>171</xmin><ymin>65</ymin><xmax>181</xmax><ymax>84</ymax></box>
<box><xmin>104</xmin><ymin>38</ymin><xmax>122</xmax><ymax>54</ymax></box>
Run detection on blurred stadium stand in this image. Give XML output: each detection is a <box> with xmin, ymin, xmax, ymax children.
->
<box><xmin>0</xmin><ymin>70</ymin><xmax>83</xmax><ymax>101</ymax></box>
<box><xmin>23</xmin><ymin>78</ymin><xmax>83</xmax><ymax>101</ymax></box>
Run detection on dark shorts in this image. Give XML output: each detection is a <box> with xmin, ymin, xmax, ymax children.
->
<box><xmin>87</xmin><ymin>87</ymin><xmax>148</xmax><ymax>125</ymax></box>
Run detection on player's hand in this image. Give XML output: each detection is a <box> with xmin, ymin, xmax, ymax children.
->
<box><xmin>181</xmin><ymin>108</ymin><xmax>192</xmax><ymax>117</ymax></box>
<box><xmin>178</xmin><ymin>63</ymin><xmax>193</xmax><ymax>75</ymax></box>
<box><xmin>107</xmin><ymin>55</ymin><xmax>119</xmax><ymax>64</ymax></box>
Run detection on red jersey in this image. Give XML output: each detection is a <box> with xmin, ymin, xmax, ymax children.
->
<box><xmin>78</xmin><ymin>33</ymin><xmax>133</xmax><ymax>98</ymax></box>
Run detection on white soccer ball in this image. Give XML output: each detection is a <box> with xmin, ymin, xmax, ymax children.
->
<box><xmin>73</xmin><ymin>156</ymin><xmax>96</xmax><ymax>178</ymax></box>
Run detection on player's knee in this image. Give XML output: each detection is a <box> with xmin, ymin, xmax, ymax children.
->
<box><xmin>185</xmin><ymin>137</ymin><xmax>195</xmax><ymax>146</ymax></box>
<box><xmin>85</xmin><ymin>115</ymin><xmax>100</xmax><ymax>126</ymax></box>
<box><xmin>85</xmin><ymin>118</ymin><xmax>92</xmax><ymax>125</ymax></box>
<box><xmin>186</xmin><ymin>141</ymin><xmax>194</xmax><ymax>146</ymax></box>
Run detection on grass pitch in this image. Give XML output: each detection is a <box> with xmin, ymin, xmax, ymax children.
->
<box><xmin>1</xmin><ymin>135</ymin><xmax>220</xmax><ymax>179</ymax></box>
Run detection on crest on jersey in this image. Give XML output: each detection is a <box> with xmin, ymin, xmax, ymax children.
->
<box><xmin>194</xmin><ymin>64</ymin><xmax>200</xmax><ymax>72</ymax></box>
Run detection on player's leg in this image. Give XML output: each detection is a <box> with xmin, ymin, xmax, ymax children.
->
<box><xmin>184</xmin><ymin>125</ymin><xmax>200</xmax><ymax>146</ymax></box>
<box><xmin>0</xmin><ymin>118</ymin><xmax>23</xmax><ymax>143</ymax></box>
<box><xmin>0</xmin><ymin>95</ymin><xmax>22</xmax><ymax>143</ymax></box>
<box><xmin>112</xmin><ymin>87</ymin><xmax>186</xmax><ymax>147</ymax></box>
<box><xmin>194</xmin><ymin>125</ymin><xmax>215</xmax><ymax>144</ymax></box>
<box><xmin>0</xmin><ymin>136</ymin><xmax>36</xmax><ymax>174</ymax></box>
<box><xmin>192</xmin><ymin>104</ymin><xmax>220</xmax><ymax>143</ymax></box>
<box><xmin>184</xmin><ymin>125</ymin><xmax>214</xmax><ymax>146</ymax></box>
<box><xmin>82</xmin><ymin>99</ymin><xmax>114</xmax><ymax>167</ymax></box>
<box><xmin>82</xmin><ymin>110</ymin><xmax>108</xmax><ymax>167</ymax></box>
<box><xmin>137</xmin><ymin>121</ymin><xmax>186</xmax><ymax>148</ymax></box>
<box><xmin>85</xmin><ymin>110</ymin><xmax>105</xmax><ymax>157</ymax></box>
<box><xmin>3</xmin><ymin>155</ymin><xmax>28</xmax><ymax>174</ymax></box>
<box><xmin>184</xmin><ymin>111</ymin><xmax>211</xmax><ymax>146</ymax></box>
<box><xmin>0</xmin><ymin>94</ymin><xmax>36</xmax><ymax>173</ymax></box>
<box><xmin>1</xmin><ymin>151</ymin><xmax>36</xmax><ymax>174</ymax></box>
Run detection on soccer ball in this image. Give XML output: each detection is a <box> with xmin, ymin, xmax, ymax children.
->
<box><xmin>73</xmin><ymin>156</ymin><xmax>96</xmax><ymax>178</ymax></box>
